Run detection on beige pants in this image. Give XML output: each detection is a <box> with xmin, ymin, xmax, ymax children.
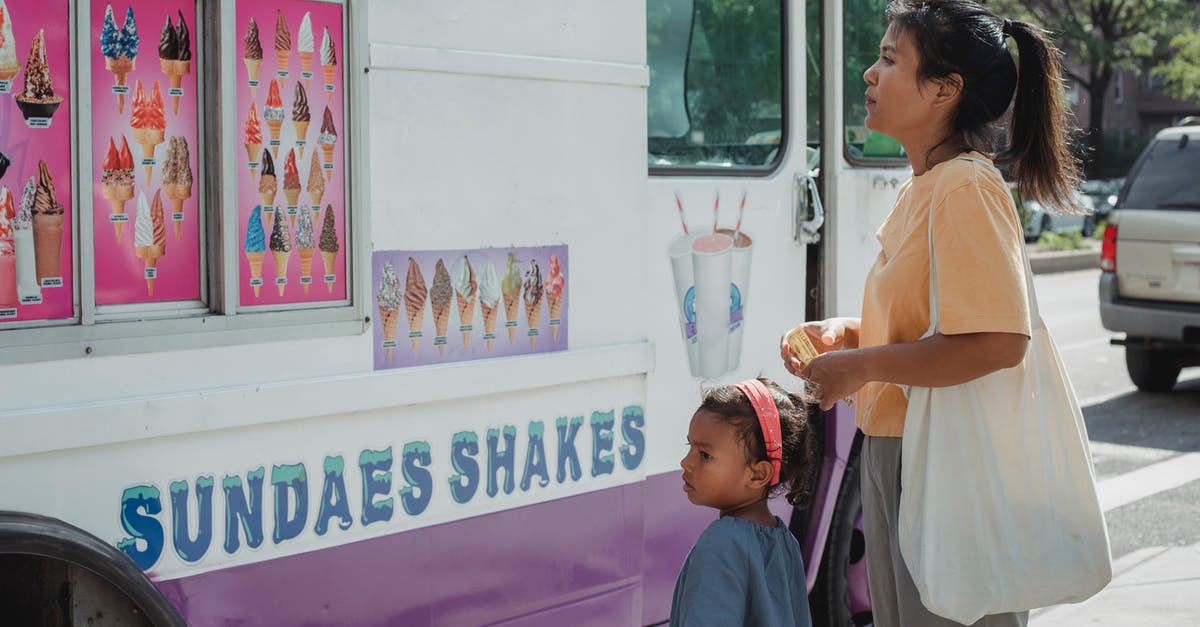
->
<box><xmin>861</xmin><ymin>435</ymin><xmax>1029</xmax><ymax>627</ymax></box>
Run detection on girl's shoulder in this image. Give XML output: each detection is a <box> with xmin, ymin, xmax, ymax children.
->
<box><xmin>696</xmin><ymin>516</ymin><xmax>793</xmax><ymax>552</ymax></box>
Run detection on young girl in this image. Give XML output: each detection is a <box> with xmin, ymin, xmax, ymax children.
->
<box><xmin>670</xmin><ymin>377</ymin><xmax>816</xmax><ymax>627</ymax></box>
<box><xmin>782</xmin><ymin>1</ymin><xmax>1081</xmax><ymax>625</ymax></box>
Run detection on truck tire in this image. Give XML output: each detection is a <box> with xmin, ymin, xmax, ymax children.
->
<box><xmin>810</xmin><ymin>439</ymin><xmax>873</xmax><ymax>627</ymax></box>
<box><xmin>1126</xmin><ymin>345</ymin><xmax>1180</xmax><ymax>393</ymax></box>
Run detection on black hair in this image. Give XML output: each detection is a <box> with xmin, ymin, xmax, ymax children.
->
<box><xmin>885</xmin><ymin>0</ymin><xmax>1082</xmax><ymax>211</ymax></box>
<box><xmin>699</xmin><ymin>377</ymin><xmax>817</xmax><ymax>507</ymax></box>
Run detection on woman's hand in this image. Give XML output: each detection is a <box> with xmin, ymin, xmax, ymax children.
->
<box><xmin>801</xmin><ymin>350</ymin><xmax>869</xmax><ymax>411</ymax></box>
<box><xmin>779</xmin><ymin>317</ymin><xmax>860</xmax><ymax>377</ymax></box>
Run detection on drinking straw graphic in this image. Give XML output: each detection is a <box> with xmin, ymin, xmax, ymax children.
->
<box><xmin>712</xmin><ymin>191</ymin><xmax>720</xmax><ymax>235</ymax></box>
<box><xmin>733</xmin><ymin>190</ymin><xmax>747</xmax><ymax>242</ymax></box>
<box><xmin>673</xmin><ymin>190</ymin><xmax>690</xmax><ymax>235</ymax></box>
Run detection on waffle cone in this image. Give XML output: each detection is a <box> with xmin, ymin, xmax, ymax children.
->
<box><xmin>379</xmin><ymin>305</ymin><xmax>400</xmax><ymax>361</ymax></box>
<box><xmin>102</xmin><ymin>184</ymin><xmax>134</xmax><ymax>243</ymax></box>
<box><xmin>548</xmin><ymin>296</ymin><xmax>562</xmax><ymax>342</ymax></box>
<box><xmin>260</xmin><ymin>188</ymin><xmax>277</xmax><ymax>208</ymax></box>
<box><xmin>433</xmin><ymin>303</ymin><xmax>450</xmax><ymax>355</ymax></box>
<box><xmin>245</xmin><ymin>142</ymin><xmax>262</xmax><ymax>174</ymax></box>
<box><xmin>481</xmin><ymin>300</ymin><xmax>498</xmax><ymax>352</ymax></box>
<box><xmin>526</xmin><ymin>298</ymin><xmax>543</xmax><ymax>349</ymax></box>
<box><xmin>322</xmin><ymin>250</ymin><xmax>337</xmax><ymax>292</ymax></box>
<box><xmin>321</xmin><ymin>144</ymin><xmax>334</xmax><ymax>179</ymax></box>
<box><xmin>284</xmin><ymin>187</ymin><xmax>301</xmax><ymax>207</ymax></box>
<box><xmin>456</xmin><ymin>293</ymin><xmax>476</xmax><ymax>348</ymax></box>
<box><xmin>276</xmin><ymin>51</ymin><xmax>290</xmax><ymax>87</ymax></box>
<box><xmin>322</xmin><ymin>65</ymin><xmax>336</xmax><ymax>97</ymax></box>
<box><xmin>503</xmin><ymin>293</ymin><xmax>519</xmax><ymax>343</ymax></box>
<box><xmin>166</xmin><ymin>194</ymin><xmax>187</xmax><ymax>239</ymax></box>
<box><xmin>161</xmin><ymin>59</ymin><xmax>191</xmax><ymax>115</ymax></box>
<box><xmin>245</xmin><ymin>250</ymin><xmax>264</xmax><ymax>297</ymax></box>
<box><xmin>299</xmin><ymin>248</ymin><xmax>314</xmax><ymax>293</ymax></box>
<box><xmin>133</xmin><ymin>129</ymin><xmax>164</xmax><ymax>184</ymax></box>
<box><xmin>293</xmin><ymin>121</ymin><xmax>310</xmax><ymax>157</ymax></box>
<box><xmin>106</xmin><ymin>56</ymin><xmax>133</xmax><ymax>113</ymax></box>
<box><xmin>244</xmin><ymin>57</ymin><xmax>262</xmax><ymax>95</ymax></box>
<box><xmin>273</xmin><ymin>250</ymin><xmax>291</xmax><ymax>296</ymax></box>
<box><xmin>299</xmin><ymin>51</ymin><xmax>314</xmax><ymax>86</ymax></box>
<box><xmin>267</xmin><ymin>120</ymin><xmax>282</xmax><ymax>157</ymax></box>
<box><xmin>136</xmin><ymin>246</ymin><xmax>163</xmax><ymax>296</ymax></box>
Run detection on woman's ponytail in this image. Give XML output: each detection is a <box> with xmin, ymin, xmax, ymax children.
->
<box><xmin>999</xmin><ymin>20</ymin><xmax>1083</xmax><ymax>211</ymax></box>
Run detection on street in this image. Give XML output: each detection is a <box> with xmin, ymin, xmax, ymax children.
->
<box><xmin>1031</xmin><ymin>268</ymin><xmax>1200</xmax><ymax>624</ymax></box>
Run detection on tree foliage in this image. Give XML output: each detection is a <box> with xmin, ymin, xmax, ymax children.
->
<box><xmin>1153</xmin><ymin>28</ymin><xmax>1200</xmax><ymax>104</ymax></box>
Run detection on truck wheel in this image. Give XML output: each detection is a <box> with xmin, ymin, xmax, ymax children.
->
<box><xmin>811</xmin><ymin>441</ymin><xmax>873</xmax><ymax>627</ymax></box>
<box><xmin>1126</xmin><ymin>345</ymin><xmax>1180</xmax><ymax>393</ymax></box>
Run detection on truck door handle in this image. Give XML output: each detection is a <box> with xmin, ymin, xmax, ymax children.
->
<box><xmin>794</xmin><ymin>174</ymin><xmax>824</xmax><ymax>244</ymax></box>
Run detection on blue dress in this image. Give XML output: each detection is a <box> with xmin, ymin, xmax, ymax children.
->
<box><xmin>670</xmin><ymin>515</ymin><xmax>813</xmax><ymax>627</ymax></box>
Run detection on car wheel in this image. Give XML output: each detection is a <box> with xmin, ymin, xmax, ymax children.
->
<box><xmin>1126</xmin><ymin>345</ymin><xmax>1181</xmax><ymax>393</ymax></box>
<box><xmin>811</xmin><ymin>439</ymin><xmax>873</xmax><ymax>627</ymax></box>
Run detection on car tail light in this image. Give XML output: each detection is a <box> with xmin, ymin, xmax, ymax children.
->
<box><xmin>1100</xmin><ymin>223</ymin><xmax>1117</xmax><ymax>272</ymax></box>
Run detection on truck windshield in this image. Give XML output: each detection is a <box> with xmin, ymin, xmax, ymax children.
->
<box><xmin>1123</xmin><ymin>133</ymin><xmax>1200</xmax><ymax>211</ymax></box>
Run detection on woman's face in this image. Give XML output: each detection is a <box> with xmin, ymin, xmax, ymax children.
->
<box><xmin>862</xmin><ymin>23</ymin><xmax>943</xmax><ymax>144</ymax></box>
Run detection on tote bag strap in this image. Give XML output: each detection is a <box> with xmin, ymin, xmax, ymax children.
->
<box><xmin>926</xmin><ymin>156</ymin><xmax>1046</xmax><ymax>333</ymax></box>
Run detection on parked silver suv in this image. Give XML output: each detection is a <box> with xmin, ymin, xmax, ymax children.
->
<box><xmin>1100</xmin><ymin>122</ymin><xmax>1200</xmax><ymax>392</ymax></box>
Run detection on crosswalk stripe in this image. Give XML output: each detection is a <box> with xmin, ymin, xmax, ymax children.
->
<box><xmin>1097</xmin><ymin>452</ymin><xmax>1200</xmax><ymax>512</ymax></box>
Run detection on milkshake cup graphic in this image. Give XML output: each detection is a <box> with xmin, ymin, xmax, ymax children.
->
<box><xmin>717</xmin><ymin>228</ymin><xmax>753</xmax><ymax>371</ymax></box>
<box><xmin>690</xmin><ymin>232</ymin><xmax>733</xmax><ymax>379</ymax></box>
<box><xmin>668</xmin><ymin>229</ymin><xmax>701</xmax><ymax>377</ymax></box>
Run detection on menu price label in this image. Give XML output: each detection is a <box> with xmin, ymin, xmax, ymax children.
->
<box><xmin>168</xmin><ymin>88</ymin><xmax>184</xmax><ymax>97</ymax></box>
<box><xmin>144</xmin><ymin>267</ymin><xmax>157</xmax><ymax>279</ymax></box>
<box><xmin>0</xmin><ymin>80</ymin><xmax>10</xmax><ymax>93</ymax></box>
<box><xmin>40</xmin><ymin>277</ymin><xmax>63</xmax><ymax>288</ymax></box>
<box><xmin>109</xmin><ymin>213</ymin><xmax>129</xmax><ymax>222</ymax></box>
<box><xmin>0</xmin><ymin>308</ymin><xmax>17</xmax><ymax>319</ymax></box>
<box><xmin>299</xmin><ymin>276</ymin><xmax>312</xmax><ymax>285</ymax></box>
<box><xmin>250</xmin><ymin>277</ymin><xmax>263</xmax><ymax>287</ymax></box>
<box><xmin>324</xmin><ymin>274</ymin><xmax>336</xmax><ymax>283</ymax></box>
<box><xmin>381</xmin><ymin>339</ymin><xmax>397</xmax><ymax>349</ymax></box>
<box><xmin>112</xmin><ymin>85</ymin><xmax>130</xmax><ymax>94</ymax></box>
<box><xmin>26</xmin><ymin>118</ymin><xmax>52</xmax><ymax>129</ymax></box>
<box><xmin>20</xmin><ymin>295</ymin><xmax>43</xmax><ymax>305</ymax></box>
<box><xmin>172</xmin><ymin>212</ymin><xmax>185</xmax><ymax>221</ymax></box>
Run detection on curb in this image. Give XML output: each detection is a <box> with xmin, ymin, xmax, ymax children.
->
<box><xmin>1029</xmin><ymin>248</ymin><xmax>1100</xmax><ymax>275</ymax></box>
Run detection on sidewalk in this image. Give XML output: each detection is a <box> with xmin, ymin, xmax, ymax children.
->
<box><xmin>1031</xmin><ymin>542</ymin><xmax>1200</xmax><ymax>624</ymax></box>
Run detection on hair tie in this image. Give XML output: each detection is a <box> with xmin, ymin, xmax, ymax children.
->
<box><xmin>735</xmin><ymin>380</ymin><xmax>782</xmax><ymax>486</ymax></box>
<box><xmin>1002</xmin><ymin>19</ymin><xmax>1013</xmax><ymax>36</ymax></box>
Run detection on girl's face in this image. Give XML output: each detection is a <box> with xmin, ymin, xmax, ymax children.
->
<box><xmin>862</xmin><ymin>23</ymin><xmax>944</xmax><ymax>143</ymax></box>
<box><xmin>680</xmin><ymin>409</ymin><xmax>762</xmax><ymax>512</ymax></box>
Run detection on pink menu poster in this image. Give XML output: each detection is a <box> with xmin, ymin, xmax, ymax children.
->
<box><xmin>236</xmin><ymin>0</ymin><xmax>346</xmax><ymax>306</ymax></box>
<box><xmin>0</xmin><ymin>0</ymin><xmax>74</xmax><ymax>323</ymax></box>
<box><xmin>91</xmin><ymin>1</ymin><xmax>201</xmax><ymax>304</ymax></box>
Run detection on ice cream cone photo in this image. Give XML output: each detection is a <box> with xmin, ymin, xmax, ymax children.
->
<box><xmin>165</xmin><ymin>186</ymin><xmax>189</xmax><ymax>239</ymax></box>
<box><xmin>453</xmin><ymin>255</ymin><xmax>477</xmax><ymax>349</ymax></box>
<box><xmin>319</xmin><ymin>206</ymin><xmax>340</xmax><ymax>295</ymax></box>
<box><xmin>404</xmin><ymin>257</ymin><xmax>427</xmax><ymax>356</ymax></box>
<box><xmin>320</xmin><ymin>26</ymin><xmax>337</xmax><ymax>99</ymax></box>
<box><xmin>548</xmin><ymin>296</ymin><xmax>562</xmax><ymax>342</ymax></box>
<box><xmin>244</xmin><ymin>206</ymin><xmax>267</xmax><ymax>297</ymax></box>
<box><xmin>478</xmin><ymin>260</ymin><xmax>501</xmax><ymax>353</ymax></box>
<box><xmin>431</xmin><ymin>259</ymin><xmax>453</xmax><ymax>356</ymax></box>
<box><xmin>322</xmin><ymin>250</ymin><xmax>337</xmax><ymax>292</ymax></box>
<box><xmin>106</xmin><ymin>57</ymin><xmax>133</xmax><ymax>113</ymax></box>
<box><xmin>379</xmin><ymin>304</ymin><xmax>400</xmax><ymax>360</ymax></box>
<box><xmin>480</xmin><ymin>301</ymin><xmax>498</xmax><ymax>352</ymax></box>
<box><xmin>268</xmin><ymin>202</ymin><xmax>292</xmax><ymax>296</ymax></box>
<box><xmin>102</xmin><ymin>185</ymin><xmax>133</xmax><ymax>242</ymax></box>
<box><xmin>526</xmin><ymin>298</ymin><xmax>542</xmax><ymax>350</ymax></box>
<box><xmin>272</xmin><ymin>250</ymin><xmax>291</xmax><ymax>296</ymax></box>
<box><xmin>244</xmin><ymin>57</ymin><xmax>261</xmax><ymax>95</ymax></box>
<box><xmin>377</xmin><ymin>260</ymin><xmax>402</xmax><ymax>362</ymax></box>
<box><xmin>130</xmin><ymin>81</ymin><xmax>167</xmax><ymax>184</ymax></box>
<box><xmin>133</xmin><ymin>190</ymin><xmax>167</xmax><ymax>296</ymax></box>
<box><xmin>523</xmin><ymin>258</ymin><xmax>545</xmax><ymax>350</ymax></box>
<box><xmin>101</xmin><ymin>5</ymin><xmax>139</xmax><ymax>113</ymax></box>
<box><xmin>322</xmin><ymin>65</ymin><xmax>335</xmax><ymax>96</ymax></box>
<box><xmin>294</xmin><ymin>203</ymin><xmax>316</xmax><ymax>294</ymax></box>
<box><xmin>299</xmin><ymin>248</ymin><xmax>314</xmax><ymax>293</ymax></box>
<box><xmin>100</xmin><ymin>136</ymin><xmax>135</xmax><ymax>243</ymax></box>
<box><xmin>246</xmin><ymin>250</ymin><xmax>264</xmax><ymax>296</ymax></box>
<box><xmin>545</xmin><ymin>253</ymin><xmax>565</xmax><ymax>343</ymax></box>
<box><xmin>274</xmin><ymin>10</ymin><xmax>292</xmax><ymax>90</ymax></box>
<box><xmin>299</xmin><ymin>51</ymin><xmax>313</xmax><ymax>86</ymax></box>
<box><xmin>501</xmin><ymin>252</ymin><xmax>522</xmax><ymax>344</ymax></box>
<box><xmin>244</xmin><ymin>17</ymin><xmax>264</xmax><ymax>95</ymax></box>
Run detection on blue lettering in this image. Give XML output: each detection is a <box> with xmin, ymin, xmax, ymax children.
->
<box><xmin>400</xmin><ymin>441</ymin><xmax>433</xmax><ymax>516</ymax></box>
<box><xmin>555</xmin><ymin>416</ymin><xmax>584</xmax><ymax>483</ymax></box>
<box><xmin>359</xmin><ymin>448</ymin><xmax>394</xmax><ymax>526</ymax></box>
<box><xmin>271</xmin><ymin>463</ymin><xmax>308</xmax><ymax>545</ymax></box>
<box><xmin>591</xmin><ymin>410</ymin><xmax>616</xmax><ymax>477</ymax></box>
<box><xmin>449</xmin><ymin>431</ymin><xmax>480</xmax><ymax>504</ymax></box>
<box><xmin>521</xmin><ymin>421</ymin><xmax>550</xmax><ymax>491</ymax></box>
<box><xmin>169</xmin><ymin>477</ymin><xmax>213</xmax><ymax>563</ymax></box>
<box><xmin>620</xmin><ymin>405</ymin><xmax>646</xmax><ymax>470</ymax></box>
<box><xmin>315</xmin><ymin>456</ymin><xmax>353</xmax><ymax>535</ymax></box>
<box><xmin>487</xmin><ymin>426</ymin><xmax>518</xmax><ymax>497</ymax></box>
<box><xmin>117</xmin><ymin>485</ymin><xmax>163</xmax><ymax>571</ymax></box>
<box><xmin>222</xmin><ymin>468</ymin><xmax>265</xmax><ymax>554</ymax></box>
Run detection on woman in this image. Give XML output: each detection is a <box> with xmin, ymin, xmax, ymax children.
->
<box><xmin>780</xmin><ymin>1</ymin><xmax>1080</xmax><ymax>625</ymax></box>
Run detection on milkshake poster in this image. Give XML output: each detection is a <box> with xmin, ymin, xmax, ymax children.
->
<box><xmin>0</xmin><ymin>0</ymin><xmax>74</xmax><ymax>323</ymax></box>
<box><xmin>236</xmin><ymin>1</ymin><xmax>346</xmax><ymax>306</ymax></box>
<box><xmin>668</xmin><ymin>191</ymin><xmax>754</xmax><ymax>379</ymax></box>
<box><xmin>372</xmin><ymin>246</ymin><xmax>568</xmax><ymax>370</ymax></box>
<box><xmin>91</xmin><ymin>1</ymin><xmax>201</xmax><ymax>304</ymax></box>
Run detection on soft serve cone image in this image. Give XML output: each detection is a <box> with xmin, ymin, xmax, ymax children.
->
<box><xmin>318</xmin><ymin>204</ymin><xmax>338</xmax><ymax>292</ymax></box>
<box><xmin>274</xmin><ymin>10</ymin><xmax>291</xmax><ymax>90</ymax></box>
<box><xmin>130</xmin><ymin>80</ymin><xmax>166</xmax><ymax>184</ymax></box>
<box><xmin>320</xmin><ymin>26</ymin><xmax>337</xmax><ymax>98</ymax></box>
<box><xmin>318</xmin><ymin>106</ymin><xmax>337</xmax><ymax>180</ymax></box>
<box><xmin>452</xmin><ymin>255</ymin><xmax>477</xmax><ymax>348</ymax></box>
<box><xmin>282</xmin><ymin>148</ymin><xmax>301</xmax><ymax>227</ymax></box>
<box><xmin>522</xmin><ymin>259</ymin><xmax>545</xmax><ymax>349</ymax></box>
<box><xmin>264</xmin><ymin>79</ymin><xmax>285</xmax><ymax>157</ymax></box>
<box><xmin>292</xmin><ymin>82</ymin><xmax>311</xmax><ymax>158</ymax></box>
<box><xmin>14</xmin><ymin>178</ymin><xmax>39</xmax><ymax>303</ymax></box>
<box><xmin>133</xmin><ymin>190</ymin><xmax>166</xmax><ymax>296</ymax></box>
<box><xmin>162</xmin><ymin>136</ymin><xmax>192</xmax><ymax>240</ymax></box>
<box><xmin>31</xmin><ymin>161</ymin><xmax>64</xmax><ymax>282</ymax></box>
<box><xmin>297</xmin><ymin>12</ymin><xmax>314</xmax><ymax>87</ymax></box>
<box><xmin>269</xmin><ymin>201</ymin><xmax>292</xmax><ymax>296</ymax></box>
<box><xmin>0</xmin><ymin>0</ymin><xmax>20</xmax><ymax>83</ymax></box>
<box><xmin>258</xmin><ymin>148</ymin><xmax>278</xmax><ymax>210</ymax></box>
<box><xmin>430</xmin><ymin>259</ymin><xmax>453</xmax><ymax>356</ymax></box>
<box><xmin>376</xmin><ymin>261</ymin><xmax>401</xmax><ymax>361</ymax></box>
<box><xmin>100</xmin><ymin>136</ymin><xmax>135</xmax><ymax>242</ymax></box>
<box><xmin>101</xmin><ymin>5</ymin><xmax>138</xmax><ymax>113</ymax></box>
<box><xmin>0</xmin><ymin>186</ymin><xmax>16</xmax><ymax>306</ymax></box>
<box><xmin>15</xmin><ymin>29</ymin><xmax>64</xmax><ymax>124</ymax></box>
<box><xmin>501</xmin><ymin>252</ymin><xmax>521</xmax><ymax>343</ymax></box>
<box><xmin>546</xmin><ymin>253</ymin><xmax>565</xmax><ymax>343</ymax></box>
<box><xmin>306</xmin><ymin>150</ymin><xmax>325</xmax><ymax>208</ymax></box>
<box><xmin>0</xmin><ymin>152</ymin><xmax>8</xmax><ymax>180</ymax></box>
<box><xmin>244</xmin><ymin>206</ymin><xmax>266</xmax><ymax>297</ymax></box>
<box><xmin>403</xmin><ymin>257</ymin><xmax>427</xmax><ymax>356</ymax></box>
<box><xmin>295</xmin><ymin>201</ymin><xmax>315</xmax><ymax>293</ymax></box>
<box><xmin>157</xmin><ymin>11</ymin><xmax>192</xmax><ymax>115</ymax></box>
<box><xmin>243</xmin><ymin>17</ymin><xmax>263</xmax><ymax>96</ymax></box>
<box><xmin>244</xmin><ymin>102</ymin><xmax>262</xmax><ymax>175</ymax></box>
<box><xmin>477</xmin><ymin>260</ymin><xmax>501</xmax><ymax>352</ymax></box>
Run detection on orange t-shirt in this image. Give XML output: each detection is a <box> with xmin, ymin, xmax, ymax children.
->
<box><xmin>856</xmin><ymin>154</ymin><xmax>1031</xmax><ymax>437</ymax></box>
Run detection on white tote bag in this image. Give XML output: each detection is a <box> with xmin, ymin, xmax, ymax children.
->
<box><xmin>898</xmin><ymin>158</ymin><xmax>1112</xmax><ymax>624</ymax></box>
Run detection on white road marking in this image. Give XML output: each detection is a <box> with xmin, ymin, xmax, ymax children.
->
<box><xmin>1097</xmin><ymin>452</ymin><xmax>1200</xmax><ymax>512</ymax></box>
<box><xmin>1089</xmin><ymin>441</ymin><xmax>1175</xmax><ymax>464</ymax></box>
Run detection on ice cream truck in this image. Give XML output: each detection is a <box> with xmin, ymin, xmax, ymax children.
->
<box><xmin>0</xmin><ymin>0</ymin><xmax>908</xmax><ymax>624</ymax></box>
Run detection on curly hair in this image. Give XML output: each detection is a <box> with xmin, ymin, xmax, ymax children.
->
<box><xmin>699</xmin><ymin>377</ymin><xmax>818</xmax><ymax>507</ymax></box>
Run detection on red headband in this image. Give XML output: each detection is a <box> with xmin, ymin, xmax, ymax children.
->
<box><xmin>735</xmin><ymin>380</ymin><xmax>782</xmax><ymax>486</ymax></box>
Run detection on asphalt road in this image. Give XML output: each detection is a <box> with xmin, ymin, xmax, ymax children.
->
<box><xmin>1035</xmin><ymin>268</ymin><xmax>1200</xmax><ymax>560</ymax></box>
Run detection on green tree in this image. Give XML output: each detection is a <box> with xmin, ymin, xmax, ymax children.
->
<box><xmin>991</xmin><ymin>0</ymin><xmax>1197</xmax><ymax>177</ymax></box>
<box><xmin>1153</xmin><ymin>28</ymin><xmax>1200</xmax><ymax>104</ymax></box>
